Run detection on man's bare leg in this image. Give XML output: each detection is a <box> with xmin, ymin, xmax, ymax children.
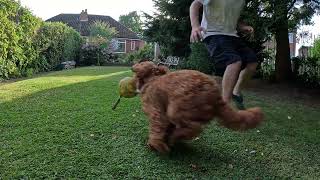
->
<box><xmin>222</xmin><ymin>61</ymin><xmax>242</xmax><ymax>103</ymax></box>
<box><xmin>233</xmin><ymin>62</ymin><xmax>258</xmax><ymax>96</ymax></box>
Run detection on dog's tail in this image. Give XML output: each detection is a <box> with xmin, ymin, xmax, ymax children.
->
<box><xmin>216</xmin><ymin>102</ymin><xmax>264</xmax><ymax>131</ymax></box>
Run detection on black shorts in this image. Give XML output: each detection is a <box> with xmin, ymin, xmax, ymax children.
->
<box><xmin>203</xmin><ymin>35</ymin><xmax>258</xmax><ymax>75</ymax></box>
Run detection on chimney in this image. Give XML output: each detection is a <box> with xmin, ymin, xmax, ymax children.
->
<box><xmin>79</xmin><ymin>9</ymin><xmax>88</xmax><ymax>22</ymax></box>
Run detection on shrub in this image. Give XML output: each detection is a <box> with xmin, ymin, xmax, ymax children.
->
<box><xmin>311</xmin><ymin>38</ymin><xmax>320</xmax><ymax>59</ymax></box>
<box><xmin>182</xmin><ymin>43</ymin><xmax>213</xmax><ymax>74</ymax></box>
<box><xmin>63</xmin><ymin>28</ymin><xmax>83</xmax><ymax>62</ymax></box>
<box><xmin>260</xmin><ymin>54</ymin><xmax>320</xmax><ymax>87</ymax></box>
<box><xmin>79</xmin><ymin>44</ymin><xmax>116</xmax><ymax>66</ymax></box>
<box><xmin>79</xmin><ymin>21</ymin><xmax>118</xmax><ymax>66</ymax></box>
<box><xmin>0</xmin><ymin>0</ymin><xmax>83</xmax><ymax>79</ymax></box>
<box><xmin>259</xmin><ymin>50</ymin><xmax>276</xmax><ymax>81</ymax></box>
<box><xmin>0</xmin><ymin>0</ymin><xmax>41</xmax><ymax>78</ymax></box>
<box><xmin>293</xmin><ymin>57</ymin><xmax>320</xmax><ymax>87</ymax></box>
<box><xmin>34</xmin><ymin>22</ymin><xmax>83</xmax><ymax>71</ymax></box>
<box><xmin>124</xmin><ymin>43</ymin><xmax>154</xmax><ymax>64</ymax></box>
<box><xmin>88</xmin><ymin>21</ymin><xmax>118</xmax><ymax>49</ymax></box>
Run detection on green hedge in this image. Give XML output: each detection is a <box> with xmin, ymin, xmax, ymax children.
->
<box><xmin>292</xmin><ymin>57</ymin><xmax>320</xmax><ymax>88</ymax></box>
<box><xmin>0</xmin><ymin>0</ymin><xmax>83</xmax><ymax>79</ymax></box>
<box><xmin>34</xmin><ymin>22</ymin><xmax>83</xmax><ymax>71</ymax></box>
<box><xmin>0</xmin><ymin>0</ymin><xmax>41</xmax><ymax>78</ymax></box>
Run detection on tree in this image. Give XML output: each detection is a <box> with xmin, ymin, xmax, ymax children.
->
<box><xmin>311</xmin><ymin>38</ymin><xmax>320</xmax><ymax>58</ymax></box>
<box><xmin>89</xmin><ymin>20</ymin><xmax>118</xmax><ymax>48</ymax></box>
<box><xmin>144</xmin><ymin>0</ymin><xmax>193</xmax><ymax>57</ymax></box>
<box><xmin>85</xmin><ymin>21</ymin><xmax>118</xmax><ymax>66</ymax></box>
<box><xmin>239</xmin><ymin>0</ymin><xmax>319</xmax><ymax>81</ymax></box>
<box><xmin>119</xmin><ymin>11</ymin><xmax>143</xmax><ymax>37</ymax></box>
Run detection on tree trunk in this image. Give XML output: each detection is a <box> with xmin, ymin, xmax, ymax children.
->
<box><xmin>274</xmin><ymin>8</ymin><xmax>292</xmax><ymax>82</ymax></box>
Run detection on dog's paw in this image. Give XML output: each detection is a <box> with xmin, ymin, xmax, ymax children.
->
<box><xmin>147</xmin><ymin>140</ymin><xmax>170</xmax><ymax>154</ymax></box>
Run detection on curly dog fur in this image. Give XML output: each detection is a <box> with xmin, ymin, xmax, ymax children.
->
<box><xmin>132</xmin><ymin>61</ymin><xmax>264</xmax><ymax>153</ymax></box>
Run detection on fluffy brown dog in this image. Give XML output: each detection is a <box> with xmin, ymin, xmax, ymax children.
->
<box><xmin>132</xmin><ymin>61</ymin><xmax>263</xmax><ymax>153</ymax></box>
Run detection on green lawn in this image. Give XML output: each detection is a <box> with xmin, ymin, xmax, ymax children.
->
<box><xmin>1</xmin><ymin>67</ymin><xmax>319</xmax><ymax>179</ymax></box>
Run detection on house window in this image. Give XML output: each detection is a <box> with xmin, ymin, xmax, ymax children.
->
<box><xmin>131</xmin><ymin>41</ymin><xmax>136</xmax><ymax>50</ymax></box>
<box><xmin>115</xmin><ymin>39</ymin><xmax>126</xmax><ymax>53</ymax></box>
<box><xmin>289</xmin><ymin>33</ymin><xmax>294</xmax><ymax>43</ymax></box>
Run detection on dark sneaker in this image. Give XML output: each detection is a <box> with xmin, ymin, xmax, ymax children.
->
<box><xmin>232</xmin><ymin>94</ymin><xmax>245</xmax><ymax>110</ymax></box>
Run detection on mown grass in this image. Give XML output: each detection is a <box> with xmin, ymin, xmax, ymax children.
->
<box><xmin>0</xmin><ymin>66</ymin><xmax>319</xmax><ymax>179</ymax></box>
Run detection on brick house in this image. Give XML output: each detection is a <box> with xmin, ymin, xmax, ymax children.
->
<box><xmin>264</xmin><ymin>32</ymin><xmax>297</xmax><ymax>58</ymax></box>
<box><xmin>46</xmin><ymin>9</ymin><xmax>145</xmax><ymax>54</ymax></box>
<box><xmin>288</xmin><ymin>32</ymin><xmax>297</xmax><ymax>58</ymax></box>
<box><xmin>298</xmin><ymin>46</ymin><xmax>312</xmax><ymax>58</ymax></box>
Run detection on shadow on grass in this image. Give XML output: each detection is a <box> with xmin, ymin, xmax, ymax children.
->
<box><xmin>0</xmin><ymin>73</ymin><xmax>319</xmax><ymax>179</ymax></box>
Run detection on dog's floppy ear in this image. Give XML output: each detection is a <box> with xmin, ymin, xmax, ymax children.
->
<box><xmin>153</xmin><ymin>65</ymin><xmax>169</xmax><ymax>76</ymax></box>
<box><xmin>132</xmin><ymin>62</ymin><xmax>154</xmax><ymax>78</ymax></box>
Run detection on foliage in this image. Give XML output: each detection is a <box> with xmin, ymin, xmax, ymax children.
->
<box><xmin>261</xmin><ymin>55</ymin><xmax>320</xmax><ymax>87</ymax></box>
<box><xmin>144</xmin><ymin>0</ymin><xmax>193</xmax><ymax>57</ymax></box>
<box><xmin>34</xmin><ymin>22</ymin><xmax>83</xmax><ymax>71</ymax></box>
<box><xmin>119</xmin><ymin>11</ymin><xmax>143</xmax><ymax>37</ymax></box>
<box><xmin>63</xmin><ymin>28</ymin><xmax>83</xmax><ymax>62</ymax></box>
<box><xmin>89</xmin><ymin>21</ymin><xmax>118</xmax><ymax>49</ymax></box>
<box><xmin>311</xmin><ymin>38</ymin><xmax>320</xmax><ymax>59</ymax></box>
<box><xmin>0</xmin><ymin>0</ymin><xmax>41</xmax><ymax>78</ymax></box>
<box><xmin>259</xmin><ymin>50</ymin><xmax>276</xmax><ymax>82</ymax></box>
<box><xmin>78</xmin><ymin>21</ymin><xmax>119</xmax><ymax>66</ymax></box>
<box><xmin>292</xmin><ymin>57</ymin><xmax>320</xmax><ymax>87</ymax></box>
<box><xmin>0</xmin><ymin>0</ymin><xmax>83</xmax><ymax>79</ymax></box>
<box><xmin>124</xmin><ymin>43</ymin><xmax>153</xmax><ymax>63</ymax></box>
<box><xmin>79</xmin><ymin>44</ymin><xmax>116</xmax><ymax>66</ymax></box>
<box><xmin>181</xmin><ymin>43</ymin><xmax>213</xmax><ymax>74</ymax></box>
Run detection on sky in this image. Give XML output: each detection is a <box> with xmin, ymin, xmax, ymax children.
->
<box><xmin>19</xmin><ymin>0</ymin><xmax>156</xmax><ymax>21</ymax></box>
<box><xmin>297</xmin><ymin>15</ymin><xmax>320</xmax><ymax>42</ymax></box>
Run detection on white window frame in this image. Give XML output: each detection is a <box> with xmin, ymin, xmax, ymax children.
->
<box><xmin>114</xmin><ymin>39</ymin><xmax>126</xmax><ymax>54</ymax></box>
<box><xmin>131</xmin><ymin>41</ymin><xmax>136</xmax><ymax>50</ymax></box>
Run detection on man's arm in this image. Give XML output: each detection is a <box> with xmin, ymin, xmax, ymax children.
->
<box><xmin>190</xmin><ymin>0</ymin><xmax>205</xmax><ymax>43</ymax></box>
<box><xmin>237</xmin><ymin>20</ymin><xmax>254</xmax><ymax>41</ymax></box>
<box><xmin>237</xmin><ymin>20</ymin><xmax>254</xmax><ymax>34</ymax></box>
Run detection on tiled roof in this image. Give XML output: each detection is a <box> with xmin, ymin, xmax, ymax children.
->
<box><xmin>46</xmin><ymin>14</ymin><xmax>139</xmax><ymax>39</ymax></box>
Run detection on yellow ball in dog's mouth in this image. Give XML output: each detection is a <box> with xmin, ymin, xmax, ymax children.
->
<box><xmin>119</xmin><ymin>77</ymin><xmax>137</xmax><ymax>98</ymax></box>
<box><xmin>112</xmin><ymin>77</ymin><xmax>137</xmax><ymax>110</ymax></box>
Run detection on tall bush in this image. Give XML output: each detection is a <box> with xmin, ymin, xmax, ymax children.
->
<box><xmin>34</xmin><ymin>22</ymin><xmax>83</xmax><ymax>71</ymax></box>
<box><xmin>0</xmin><ymin>0</ymin><xmax>41</xmax><ymax>78</ymax></box>
<box><xmin>89</xmin><ymin>21</ymin><xmax>118</xmax><ymax>48</ymax></box>
<box><xmin>63</xmin><ymin>28</ymin><xmax>83</xmax><ymax>62</ymax></box>
<box><xmin>183</xmin><ymin>43</ymin><xmax>213</xmax><ymax>74</ymax></box>
<box><xmin>80</xmin><ymin>44</ymin><xmax>116</xmax><ymax>66</ymax></box>
<box><xmin>80</xmin><ymin>21</ymin><xmax>118</xmax><ymax>66</ymax></box>
<box><xmin>311</xmin><ymin>38</ymin><xmax>320</xmax><ymax>59</ymax></box>
<box><xmin>0</xmin><ymin>0</ymin><xmax>83</xmax><ymax>79</ymax></box>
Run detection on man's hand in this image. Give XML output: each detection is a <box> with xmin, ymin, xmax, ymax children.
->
<box><xmin>190</xmin><ymin>0</ymin><xmax>203</xmax><ymax>43</ymax></box>
<box><xmin>238</xmin><ymin>25</ymin><xmax>254</xmax><ymax>34</ymax></box>
<box><xmin>190</xmin><ymin>26</ymin><xmax>205</xmax><ymax>43</ymax></box>
<box><xmin>238</xmin><ymin>25</ymin><xmax>254</xmax><ymax>41</ymax></box>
